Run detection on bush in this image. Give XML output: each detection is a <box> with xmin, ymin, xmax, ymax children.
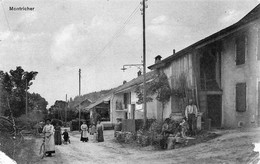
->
<box><xmin>115</xmin><ymin>131</ymin><xmax>126</xmax><ymax>143</ymax></box>
<box><xmin>135</xmin><ymin>119</ymin><xmax>156</xmax><ymax>131</ymax></box>
<box><xmin>15</xmin><ymin>115</ymin><xmax>37</xmax><ymax>130</ymax></box>
<box><xmin>71</xmin><ymin>119</ymin><xmax>85</xmax><ymax>131</ymax></box>
<box><xmin>125</xmin><ymin>132</ymin><xmax>136</xmax><ymax>143</ymax></box>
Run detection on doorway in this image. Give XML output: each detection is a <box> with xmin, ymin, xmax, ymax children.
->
<box><xmin>207</xmin><ymin>95</ymin><xmax>222</xmax><ymax>127</ymax></box>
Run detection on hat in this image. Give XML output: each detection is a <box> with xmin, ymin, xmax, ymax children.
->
<box><xmin>45</xmin><ymin>118</ymin><xmax>51</xmax><ymax>122</ymax></box>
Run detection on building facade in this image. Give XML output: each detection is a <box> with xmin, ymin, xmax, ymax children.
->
<box><xmin>149</xmin><ymin>4</ymin><xmax>260</xmax><ymax>128</ymax></box>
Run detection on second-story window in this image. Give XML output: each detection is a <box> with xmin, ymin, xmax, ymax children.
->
<box><xmin>235</xmin><ymin>34</ymin><xmax>246</xmax><ymax>65</ymax></box>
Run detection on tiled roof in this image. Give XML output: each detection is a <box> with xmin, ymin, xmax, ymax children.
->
<box><xmin>115</xmin><ymin>71</ymin><xmax>156</xmax><ymax>93</ymax></box>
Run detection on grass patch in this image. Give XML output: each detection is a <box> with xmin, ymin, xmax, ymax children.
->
<box><xmin>0</xmin><ymin>133</ymin><xmax>39</xmax><ymax>164</ymax></box>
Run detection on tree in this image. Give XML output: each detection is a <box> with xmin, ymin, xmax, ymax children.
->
<box><xmin>135</xmin><ymin>72</ymin><xmax>172</xmax><ymax>120</ymax></box>
<box><xmin>48</xmin><ymin>100</ymin><xmax>68</xmax><ymax>121</ymax></box>
<box><xmin>0</xmin><ymin>66</ymin><xmax>38</xmax><ymax>117</ymax></box>
<box><xmin>28</xmin><ymin>93</ymin><xmax>48</xmax><ymax>113</ymax></box>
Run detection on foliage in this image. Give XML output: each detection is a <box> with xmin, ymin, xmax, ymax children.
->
<box><xmin>0</xmin><ymin>66</ymin><xmax>38</xmax><ymax>117</ymax></box>
<box><xmin>15</xmin><ymin>114</ymin><xmax>37</xmax><ymax>130</ymax></box>
<box><xmin>70</xmin><ymin>119</ymin><xmax>85</xmax><ymax>131</ymax></box>
<box><xmin>49</xmin><ymin>100</ymin><xmax>68</xmax><ymax>121</ymax></box>
<box><xmin>149</xmin><ymin>119</ymin><xmax>164</xmax><ymax>134</ymax></box>
<box><xmin>135</xmin><ymin>86</ymin><xmax>153</xmax><ymax>104</ymax></box>
<box><xmin>149</xmin><ymin>72</ymin><xmax>172</xmax><ymax>106</ymax></box>
<box><xmin>28</xmin><ymin>93</ymin><xmax>48</xmax><ymax>113</ymax></box>
<box><xmin>135</xmin><ymin>72</ymin><xmax>171</xmax><ymax>107</ymax></box>
<box><xmin>171</xmin><ymin>73</ymin><xmax>193</xmax><ymax>113</ymax></box>
<box><xmin>135</xmin><ymin>119</ymin><xmax>155</xmax><ymax>131</ymax></box>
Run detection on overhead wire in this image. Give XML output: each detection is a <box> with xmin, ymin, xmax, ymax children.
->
<box><xmin>86</xmin><ymin>3</ymin><xmax>141</xmax><ymax>66</ymax></box>
<box><xmin>1</xmin><ymin>0</ymin><xmax>11</xmax><ymax>31</ymax></box>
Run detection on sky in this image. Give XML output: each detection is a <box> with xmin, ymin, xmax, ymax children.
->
<box><xmin>0</xmin><ymin>0</ymin><xmax>259</xmax><ymax>107</ymax></box>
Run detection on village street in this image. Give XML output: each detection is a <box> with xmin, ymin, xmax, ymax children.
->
<box><xmin>33</xmin><ymin>128</ymin><xmax>260</xmax><ymax>164</ymax></box>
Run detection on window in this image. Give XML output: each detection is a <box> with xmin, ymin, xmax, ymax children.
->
<box><xmin>236</xmin><ymin>83</ymin><xmax>246</xmax><ymax>112</ymax></box>
<box><xmin>123</xmin><ymin>92</ymin><xmax>131</xmax><ymax>109</ymax></box>
<box><xmin>235</xmin><ymin>35</ymin><xmax>246</xmax><ymax>65</ymax></box>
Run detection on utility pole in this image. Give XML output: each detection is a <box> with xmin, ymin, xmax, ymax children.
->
<box><xmin>141</xmin><ymin>0</ymin><xmax>148</xmax><ymax>128</ymax></box>
<box><xmin>79</xmin><ymin>69</ymin><xmax>81</xmax><ymax>131</ymax></box>
<box><xmin>65</xmin><ymin>94</ymin><xmax>67</xmax><ymax>127</ymax></box>
<box><xmin>26</xmin><ymin>79</ymin><xmax>28</xmax><ymax>117</ymax></box>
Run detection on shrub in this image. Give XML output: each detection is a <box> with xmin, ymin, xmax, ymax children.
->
<box><xmin>15</xmin><ymin>115</ymin><xmax>37</xmax><ymax>130</ymax></box>
<box><xmin>71</xmin><ymin>119</ymin><xmax>85</xmax><ymax>131</ymax></box>
<box><xmin>115</xmin><ymin>131</ymin><xmax>126</xmax><ymax>143</ymax></box>
<box><xmin>135</xmin><ymin>119</ymin><xmax>156</xmax><ymax>131</ymax></box>
<box><xmin>125</xmin><ymin>132</ymin><xmax>136</xmax><ymax>143</ymax></box>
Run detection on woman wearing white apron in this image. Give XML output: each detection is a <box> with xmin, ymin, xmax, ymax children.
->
<box><xmin>42</xmin><ymin>119</ymin><xmax>55</xmax><ymax>157</ymax></box>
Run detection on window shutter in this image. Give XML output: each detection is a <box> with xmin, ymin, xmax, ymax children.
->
<box><xmin>236</xmin><ymin>83</ymin><xmax>246</xmax><ymax>112</ymax></box>
<box><xmin>236</xmin><ymin>35</ymin><xmax>246</xmax><ymax>65</ymax></box>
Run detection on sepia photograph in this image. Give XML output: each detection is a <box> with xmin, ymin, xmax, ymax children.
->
<box><xmin>0</xmin><ymin>0</ymin><xmax>260</xmax><ymax>163</ymax></box>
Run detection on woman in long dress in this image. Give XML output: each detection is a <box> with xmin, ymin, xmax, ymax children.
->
<box><xmin>96</xmin><ymin>120</ymin><xmax>104</xmax><ymax>142</ymax></box>
<box><xmin>42</xmin><ymin>119</ymin><xmax>55</xmax><ymax>157</ymax></box>
<box><xmin>80</xmin><ymin>121</ymin><xmax>88</xmax><ymax>142</ymax></box>
<box><xmin>54</xmin><ymin>123</ymin><xmax>62</xmax><ymax>145</ymax></box>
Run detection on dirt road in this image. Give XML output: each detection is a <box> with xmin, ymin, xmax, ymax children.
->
<box><xmin>33</xmin><ymin>129</ymin><xmax>260</xmax><ymax>164</ymax></box>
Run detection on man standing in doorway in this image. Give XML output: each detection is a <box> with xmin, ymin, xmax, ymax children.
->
<box><xmin>185</xmin><ymin>99</ymin><xmax>198</xmax><ymax>136</ymax></box>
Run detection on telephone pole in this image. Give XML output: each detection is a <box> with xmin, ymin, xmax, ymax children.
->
<box><xmin>78</xmin><ymin>69</ymin><xmax>81</xmax><ymax>131</ymax></box>
<box><xmin>26</xmin><ymin>79</ymin><xmax>28</xmax><ymax>117</ymax></box>
<box><xmin>65</xmin><ymin>94</ymin><xmax>67</xmax><ymax>127</ymax></box>
<box><xmin>141</xmin><ymin>0</ymin><xmax>148</xmax><ymax>127</ymax></box>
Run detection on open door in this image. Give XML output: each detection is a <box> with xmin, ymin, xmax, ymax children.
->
<box><xmin>207</xmin><ymin>95</ymin><xmax>222</xmax><ymax>127</ymax></box>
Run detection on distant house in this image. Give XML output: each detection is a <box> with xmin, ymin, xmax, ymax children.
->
<box><xmin>111</xmin><ymin>71</ymin><xmax>158</xmax><ymax>123</ymax></box>
<box><xmin>84</xmin><ymin>71</ymin><xmax>158</xmax><ymax>124</ymax></box>
<box><xmin>84</xmin><ymin>91</ymin><xmax>113</xmax><ymax>124</ymax></box>
<box><xmin>74</xmin><ymin>98</ymin><xmax>92</xmax><ymax>111</ymax></box>
<box><xmin>148</xmin><ymin>4</ymin><xmax>260</xmax><ymax>128</ymax></box>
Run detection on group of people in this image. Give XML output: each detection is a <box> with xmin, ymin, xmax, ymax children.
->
<box><xmin>80</xmin><ymin>120</ymin><xmax>104</xmax><ymax>143</ymax></box>
<box><xmin>42</xmin><ymin>119</ymin><xmax>70</xmax><ymax>157</ymax></box>
<box><xmin>42</xmin><ymin>119</ymin><xmax>104</xmax><ymax>157</ymax></box>
<box><xmin>160</xmin><ymin>99</ymin><xmax>198</xmax><ymax>149</ymax></box>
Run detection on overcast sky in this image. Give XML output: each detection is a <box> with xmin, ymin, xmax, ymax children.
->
<box><xmin>0</xmin><ymin>0</ymin><xmax>259</xmax><ymax>107</ymax></box>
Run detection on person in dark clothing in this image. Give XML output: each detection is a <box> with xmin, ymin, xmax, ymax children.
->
<box><xmin>160</xmin><ymin>118</ymin><xmax>172</xmax><ymax>149</ymax></box>
<box><xmin>96</xmin><ymin>120</ymin><xmax>104</xmax><ymax>142</ymax></box>
<box><xmin>54</xmin><ymin>123</ymin><xmax>62</xmax><ymax>145</ymax></box>
<box><xmin>62</xmin><ymin>129</ymin><xmax>70</xmax><ymax>144</ymax></box>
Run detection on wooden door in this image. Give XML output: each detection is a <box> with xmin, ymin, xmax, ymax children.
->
<box><xmin>207</xmin><ymin>95</ymin><xmax>222</xmax><ymax>127</ymax></box>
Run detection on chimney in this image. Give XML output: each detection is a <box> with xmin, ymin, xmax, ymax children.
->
<box><xmin>137</xmin><ymin>70</ymin><xmax>142</xmax><ymax>77</ymax></box>
<box><xmin>155</xmin><ymin>55</ymin><xmax>162</xmax><ymax>64</ymax></box>
<box><xmin>123</xmin><ymin>80</ymin><xmax>127</xmax><ymax>84</ymax></box>
<box><xmin>173</xmin><ymin>49</ymin><xmax>175</xmax><ymax>54</ymax></box>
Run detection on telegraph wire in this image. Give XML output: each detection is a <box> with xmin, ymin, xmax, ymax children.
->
<box><xmin>86</xmin><ymin>3</ymin><xmax>141</xmax><ymax>66</ymax></box>
<box><xmin>1</xmin><ymin>1</ymin><xmax>11</xmax><ymax>31</ymax></box>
